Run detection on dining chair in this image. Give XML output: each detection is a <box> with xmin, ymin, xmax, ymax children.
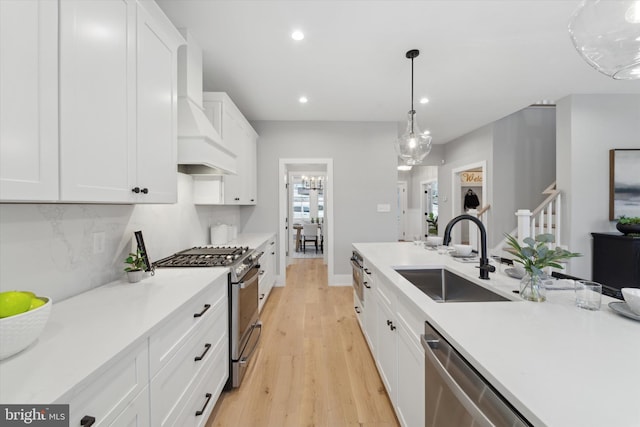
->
<box><xmin>302</xmin><ymin>223</ymin><xmax>319</xmax><ymax>253</ymax></box>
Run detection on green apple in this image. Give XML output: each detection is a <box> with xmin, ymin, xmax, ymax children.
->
<box><xmin>0</xmin><ymin>291</ymin><xmax>33</xmax><ymax>318</ymax></box>
<box><xmin>21</xmin><ymin>291</ymin><xmax>37</xmax><ymax>299</ymax></box>
<box><xmin>29</xmin><ymin>297</ymin><xmax>46</xmax><ymax>310</ymax></box>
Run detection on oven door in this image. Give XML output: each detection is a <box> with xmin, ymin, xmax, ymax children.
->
<box><xmin>231</xmin><ymin>264</ymin><xmax>260</xmax><ymax>358</ymax></box>
<box><xmin>351</xmin><ymin>255</ymin><xmax>364</xmax><ymax>305</ymax></box>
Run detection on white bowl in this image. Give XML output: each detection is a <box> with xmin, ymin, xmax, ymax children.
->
<box><xmin>426</xmin><ymin>236</ymin><xmax>443</xmax><ymax>247</ymax></box>
<box><xmin>453</xmin><ymin>244</ymin><xmax>473</xmax><ymax>256</ymax></box>
<box><xmin>621</xmin><ymin>288</ymin><xmax>640</xmax><ymax>315</ymax></box>
<box><xmin>0</xmin><ymin>297</ymin><xmax>52</xmax><ymax>360</ymax></box>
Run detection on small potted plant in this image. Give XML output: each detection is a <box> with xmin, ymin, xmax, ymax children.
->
<box><xmin>124</xmin><ymin>248</ymin><xmax>147</xmax><ymax>283</ymax></box>
<box><xmin>616</xmin><ymin>216</ymin><xmax>640</xmax><ymax>235</ymax></box>
<box><xmin>505</xmin><ymin>233</ymin><xmax>581</xmax><ymax>302</ymax></box>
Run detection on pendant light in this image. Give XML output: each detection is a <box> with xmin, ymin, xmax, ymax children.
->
<box><xmin>568</xmin><ymin>0</ymin><xmax>640</xmax><ymax>80</ymax></box>
<box><xmin>394</xmin><ymin>49</ymin><xmax>432</xmax><ymax>165</ymax></box>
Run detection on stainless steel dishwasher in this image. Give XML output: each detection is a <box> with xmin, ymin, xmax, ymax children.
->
<box><xmin>421</xmin><ymin>322</ymin><xmax>531</xmax><ymax>427</ymax></box>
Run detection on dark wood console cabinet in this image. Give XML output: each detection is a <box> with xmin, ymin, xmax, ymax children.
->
<box><xmin>591</xmin><ymin>233</ymin><xmax>640</xmax><ymax>290</ymax></box>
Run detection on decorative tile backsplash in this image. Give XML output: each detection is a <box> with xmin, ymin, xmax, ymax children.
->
<box><xmin>0</xmin><ymin>174</ymin><xmax>240</xmax><ymax>302</ymax></box>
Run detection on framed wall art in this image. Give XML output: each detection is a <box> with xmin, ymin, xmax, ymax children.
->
<box><xmin>609</xmin><ymin>149</ymin><xmax>640</xmax><ymax>220</ymax></box>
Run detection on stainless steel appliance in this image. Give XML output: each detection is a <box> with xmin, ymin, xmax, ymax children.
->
<box><xmin>154</xmin><ymin>246</ymin><xmax>263</xmax><ymax>388</ymax></box>
<box><xmin>421</xmin><ymin>321</ymin><xmax>530</xmax><ymax>427</ymax></box>
<box><xmin>351</xmin><ymin>250</ymin><xmax>365</xmax><ymax>305</ymax></box>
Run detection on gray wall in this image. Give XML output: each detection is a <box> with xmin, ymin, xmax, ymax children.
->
<box><xmin>436</xmin><ymin>106</ymin><xmax>556</xmax><ymax>248</ymax></box>
<box><xmin>556</xmin><ymin>94</ymin><xmax>640</xmax><ymax>279</ymax></box>
<box><xmin>241</xmin><ymin>121</ymin><xmax>399</xmax><ymax>277</ymax></box>
<box><xmin>438</xmin><ymin>125</ymin><xmax>494</xmax><ymax>242</ymax></box>
<box><xmin>492</xmin><ymin>107</ymin><xmax>556</xmax><ymax>245</ymax></box>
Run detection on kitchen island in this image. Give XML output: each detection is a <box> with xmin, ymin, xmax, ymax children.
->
<box><xmin>354</xmin><ymin>242</ymin><xmax>640</xmax><ymax>427</ymax></box>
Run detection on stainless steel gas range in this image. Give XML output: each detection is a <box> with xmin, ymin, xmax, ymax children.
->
<box><xmin>154</xmin><ymin>246</ymin><xmax>263</xmax><ymax>389</ymax></box>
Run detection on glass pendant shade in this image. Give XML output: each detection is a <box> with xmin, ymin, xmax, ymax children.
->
<box><xmin>568</xmin><ymin>0</ymin><xmax>640</xmax><ymax>80</ymax></box>
<box><xmin>395</xmin><ymin>110</ymin><xmax>432</xmax><ymax>165</ymax></box>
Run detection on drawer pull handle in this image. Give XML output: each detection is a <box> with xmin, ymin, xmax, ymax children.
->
<box><xmin>194</xmin><ymin>343</ymin><xmax>212</xmax><ymax>362</ymax></box>
<box><xmin>355</xmin><ymin>306</ymin><xmax>361</xmax><ymax>314</ymax></box>
<box><xmin>193</xmin><ymin>304</ymin><xmax>211</xmax><ymax>318</ymax></box>
<box><xmin>364</xmin><ymin>281</ymin><xmax>371</xmax><ymax>289</ymax></box>
<box><xmin>259</xmin><ymin>293</ymin><xmax>265</xmax><ymax>300</ymax></box>
<box><xmin>80</xmin><ymin>415</ymin><xmax>96</xmax><ymax>426</ymax></box>
<box><xmin>195</xmin><ymin>393</ymin><xmax>213</xmax><ymax>416</ymax></box>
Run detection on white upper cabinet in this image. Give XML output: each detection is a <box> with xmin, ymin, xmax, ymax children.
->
<box><xmin>203</xmin><ymin>92</ymin><xmax>258</xmax><ymax>205</ymax></box>
<box><xmin>59</xmin><ymin>0</ymin><xmax>182</xmax><ymax>203</ymax></box>
<box><xmin>136</xmin><ymin>2</ymin><xmax>179</xmax><ymax>203</ymax></box>
<box><xmin>0</xmin><ymin>0</ymin><xmax>59</xmax><ymax>201</ymax></box>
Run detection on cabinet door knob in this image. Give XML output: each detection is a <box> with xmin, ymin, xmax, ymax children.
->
<box><xmin>131</xmin><ymin>187</ymin><xmax>140</xmax><ymax>193</ymax></box>
<box><xmin>195</xmin><ymin>393</ymin><xmax>213</xmax><ymax>416</ymax></box>
<box><xmin>80</xmin><ymin>415</ymin><xmax>96</xmax><ymax>426</ymax></box>
<box><xmin>141</xmin><ymin>187</ymin><xmax>148</xmax><ymax>194</ymax></box>
<box><xmin>193</xmin><ymin>304</ymin><xmax>211</xmax><ymax>318</ymax></box>
<box><xmin>194</xmin><ymin>343</ymin><xmax>212</xmax><ymax>362</ymax></box>
<box><xmin>251</xmin><ymin>199</ymin><xmax>255</xmax><ymax>202</ymax></box>
<box><xmin>386</xmin><ymin>320</ymin><xmax>392</xmax><ymax>326</ymax></box>
<box><xmin>390</xmin><ymin>323</ymin><xmax>396</xmax><ymax>331</ymax></box>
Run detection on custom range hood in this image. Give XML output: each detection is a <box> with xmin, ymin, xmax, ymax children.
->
<box><xmin>177</xmin><ymin>30</ymin><xmax>236</xmax><ymax>175</ymax></box>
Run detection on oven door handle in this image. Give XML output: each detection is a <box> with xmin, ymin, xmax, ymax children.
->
<box><xmin>239</xmin><ymin>322</ymin><xmax>262</xmax><ymax>365</ymax></box>
<box><xmin>234</xmin><ymin>266</ymin><xmax>259</xmax><ymax>289</ymax></box>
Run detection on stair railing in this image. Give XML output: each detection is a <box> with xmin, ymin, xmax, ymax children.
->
<box><xmin>467</xmin><ymin>205</ymin><xmax>491</xmax><ymax>253</ymax></box>
<box><xmin>515</xmin><ymin>182</ymin><xmax>561</xmax><ymax>248</ymax></box>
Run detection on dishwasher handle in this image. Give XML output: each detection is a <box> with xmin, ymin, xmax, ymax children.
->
<box><xmin>421</xmin><ymin>334</ymin><xmax>494</xmax><ymax>427</ymax></box>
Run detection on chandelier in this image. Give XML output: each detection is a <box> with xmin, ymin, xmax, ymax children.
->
<box><xmin>568</xmin><ymin>0</ymin><xmax>640</xmax><ymax>79</ymax></box>
<box><xmin>394</xmin><ymin>49</ymin><xmax>432</xmax><ymax>165</ymax></box>
<box><xmin>302</xmin><ymin>176</ymin><xmax>323</xmax><ymax>191</ymax></box>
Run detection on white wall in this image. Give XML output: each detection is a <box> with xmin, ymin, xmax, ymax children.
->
<box><xmin>241</xmin><ymin>121</ymin><xmax>398</xmax><ymax>278</ymax></box>
<box><xmin>556</xmin><ymin>94</ymin><xmax>640</xmax><ymax>279</ymax></box>
<box><xmin>0</xmin><ymin>173</ymin><xmax>240</xmax><ymax>302</ymax></box>
<box><xmin>403</xmin><ymin>166</ymin><xmax>438</xmax><ymax>240</ymax></box>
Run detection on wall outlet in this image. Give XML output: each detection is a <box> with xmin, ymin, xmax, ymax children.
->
<box><xmin>377</xmin><ymin>204</ymin><xmax>391</xmax><ymax>212</ymax></box>
<box><xmin>93</xmin><ymin>232</ymin><xmax>105</xmax><ymax>254</ymax></box>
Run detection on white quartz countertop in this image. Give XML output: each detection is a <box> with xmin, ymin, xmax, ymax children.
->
<box><xmin>353</xmin><ymin>242</ymin><xmax>640</xmax><ymax>427</ymax></box>
<box><xmin>0</xmin><ymin>268</ymin><xmax>229</xmax><ymax>404</ymax></box>
<box><xmin>227</xmin><ymin>232</ymin><xmax>275</xmax><ymax>250</ymax></box>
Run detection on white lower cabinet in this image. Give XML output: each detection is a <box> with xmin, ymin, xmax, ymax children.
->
<box><xmin>376</xmin><ymin>296</ymin><xmax>398</xmax><ymax>405</ymax></box>
<box><xmin>107</xmin><ymin>387</ymin><xmax>150</xmax><ymax>427</ymax></box>
<box><xmin>356</xmin><ymin>261</ymin><xmax>426</xmax><ymax>427</ymax></box>
<box><xmin>396</xmin><ymin>309</ymin><xmax>425</xmax><ymax>427</ymax></box>
<box><xmin>59</xmin><ymin>274</ymin><xmax>228</xmax><ymax>427</ymax></box>
<box><xmin>150</xmin><ymin>274</ymin><xmax>228</xmax><ymax>426</ymax></box>
<box><xmin>63</xmin><ymin>341</ymin><xmax>149</xmax><ymax>427</ymax></box>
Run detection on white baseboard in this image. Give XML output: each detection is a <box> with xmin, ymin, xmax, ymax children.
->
<box><xmin>329</xmin><ymin>274</ymin><xmax>351</xmax><ymax>286</ymax></box>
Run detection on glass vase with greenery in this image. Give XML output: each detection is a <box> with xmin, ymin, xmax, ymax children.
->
<box><xmin>505</xmin><ymin>233</ymin><xmax>581</xmax><ymax>302</ymax></box>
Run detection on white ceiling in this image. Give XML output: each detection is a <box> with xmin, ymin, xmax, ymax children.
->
<box><xmin>157</xmin><ymin>0</ymin><xmax>640</xmax><ymax>144</ymax></box>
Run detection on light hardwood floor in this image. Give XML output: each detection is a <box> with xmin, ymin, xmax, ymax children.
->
<box><xmin>206</xmin><ymin>258</ymin><xmax>399</xmax><ymax>427</ymax></box>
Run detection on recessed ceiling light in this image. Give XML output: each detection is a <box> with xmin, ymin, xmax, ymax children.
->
<box><xmin>419</xmin><ymin>97</ymin><xmax>429</xmax><ymax>104</ymax></box>
<box><xmin>291</xmin><ymin>30</ymin><xmax>305</xmax><ymax>41</ymax></box>
<box><xmin>299</xmin><ymin>96</ymin><xmax>308</xmax><ymax>104</ymax></box>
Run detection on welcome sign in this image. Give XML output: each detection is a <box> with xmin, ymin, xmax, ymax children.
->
<box><xmin>460</xmin><ymin>171</ymin><xmax>483</xmax><ymax>186</ymax></box>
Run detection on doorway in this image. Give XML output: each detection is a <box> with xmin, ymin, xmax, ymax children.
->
<box><xmin>421</xmin><ymin>180</ymin><xmax>439</xmax><ymax>238</ymax></box>
<box><xmin>451</xmin><ymin>161</ymin><xmax>487</xmax><ymax>245</ymax></box>
<box><xmin>288</xmin><ymin>171</ymin><xmax>325</xmax><ymax>259</ymax></box>
<box><xmin>278</xmin><ymin>159</ymin><xmax>334</xmax><ymax>285</ymax></box>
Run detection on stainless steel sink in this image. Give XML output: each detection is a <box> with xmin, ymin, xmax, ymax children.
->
<box><xmin>394</xmin><ymin>268</ymin><xmax>511</xmax><ymax>302</ymax></box>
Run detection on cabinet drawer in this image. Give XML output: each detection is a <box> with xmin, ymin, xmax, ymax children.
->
<box><xmin>107</xmin><ymin>385</ymin><xmax>150</xmax><ymax>427</ymax></box>
<box><xmin>375</xmin><ymin>274</ymin><xmax>397</xmax><ymax>311</ymax></box>
<box><xmin>160</xmin><ymin>333</ymin><xmax>228</xmax><ymax>427</ymax></box>
<box><xmin>150</xmin><ymin>300</ymin><xmax>227</xmax><ymax>427</ymax></box>
<box><xmin>149</xmin><ymin>276</ymin><xmax>227</xmax><ymax>376</ymax></box>
<box><xmin>64</xmin><ymin>341</ymin><xmax>149</xmax><ymax>427</ymax></box>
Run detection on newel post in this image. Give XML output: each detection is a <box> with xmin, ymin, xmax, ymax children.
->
<box><xmin>467</xmin><ymin>209</ymin><xmax>479</xmax><ymax>252</ymax></box>
<box><xmin>516</xmin><ymin>209</ymin><xmax>532</xmax><ymax>244</ymax></box>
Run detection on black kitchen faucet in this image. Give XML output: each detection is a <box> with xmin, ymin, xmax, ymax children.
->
<box><xmin>443</xmin><ymin>214</ymin><xmax>496</xmax><ymax>280</ymax></box>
